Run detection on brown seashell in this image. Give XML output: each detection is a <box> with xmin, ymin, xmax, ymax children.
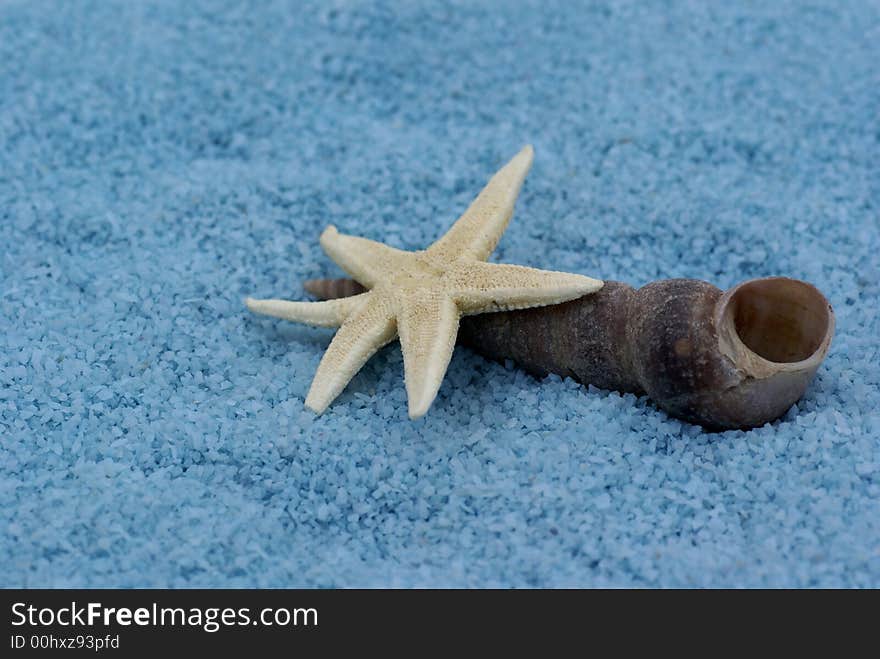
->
<box><xmin>303</xmin><ymin>276</ymin><xmax>834</xmax><ymax>430</ymax></box>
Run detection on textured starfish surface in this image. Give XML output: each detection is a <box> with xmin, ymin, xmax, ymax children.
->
<box><xmin>246</xmin><ymin>146</ymin><xmax>603</xmax><ymax>418</ymax></box>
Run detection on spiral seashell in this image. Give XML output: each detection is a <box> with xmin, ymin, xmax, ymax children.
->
<box><xmin>304</xmin><ymin>276</ymin><xmax>834</xmax><ymax>430</ymax></box>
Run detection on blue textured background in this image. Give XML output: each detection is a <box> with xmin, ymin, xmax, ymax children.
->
<box><xmin>2</xmin><ymin>0</ymin><xmax>879</xmax><ymax>587</ymax></box>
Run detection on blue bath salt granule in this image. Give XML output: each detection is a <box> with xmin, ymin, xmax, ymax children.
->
<box><xmin>1</xmin><ymin>0</ymin><xmax>879</xmax><ymax>587</ymax></box>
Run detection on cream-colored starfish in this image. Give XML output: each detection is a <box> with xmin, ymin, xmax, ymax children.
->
<box><xmin>246</xmin><ymin>146</ymin><xmax>603</xmax><ymax>418</ymax></box>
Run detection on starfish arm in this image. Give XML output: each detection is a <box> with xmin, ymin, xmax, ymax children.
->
<box><xmin>426</xmin><ymin>145</ymin><xmax>534</xmax><ymax>262</ymax></box>
<box><xmin>320</xmin><ymin>225</ymin><xmax>411</xmax><ymax>288</ymax></box>
<box><xmin>304</xmin><ymin>295</ymin><xmax>397</xmax><ymax>414</ymax></box>
<box><xmin>396</xmin><ymin>291</ymin><xmax>460</xmax><ymax>419</ymax></box>
<box><xmin>447</xmin><ymin>262</ymin><xmax>604</xmax><ymax>314</ymax></box>
<box><xmin>245</xmin><ymin>292</ymin><xmax>371</xmax><ymax>328</ymax></box>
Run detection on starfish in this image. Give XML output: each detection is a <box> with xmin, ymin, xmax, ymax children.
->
<box><xmin>246</xmin><ymin>146</ymin><xmax>603</xmax><ymax>419</ymax></box>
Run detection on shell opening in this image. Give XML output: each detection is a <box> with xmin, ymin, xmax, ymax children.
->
<box><xmin>726</xmin><ymin>278</ymin><xmax>831</xmax><ymax>364</ymax></box>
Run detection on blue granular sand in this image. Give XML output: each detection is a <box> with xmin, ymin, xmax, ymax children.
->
<box><xmin>1</xmin><ymin>0</ymin><xmax>878</xmax><ymax>587</ymax></box>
